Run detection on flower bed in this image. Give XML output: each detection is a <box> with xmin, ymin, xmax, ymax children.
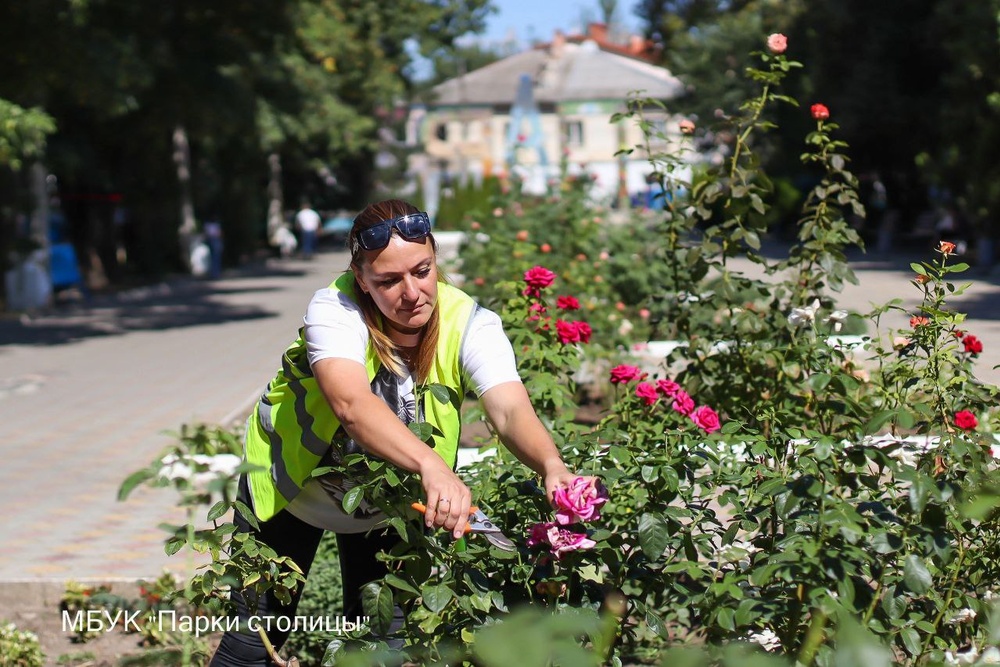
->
<box><xmin>115</xmin><ymin>34</ymin><xmax>1000</xmax><ymax>667</ymax></box>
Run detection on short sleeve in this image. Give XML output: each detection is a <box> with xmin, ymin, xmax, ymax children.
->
<box><xmin>460</xmin><ymin>307</ymin><xmax>522</xmax><ymax>396</ymax></box>
<box><xmin>304</xmin><ymin>288</ymin><xmax>369</xmax><ymax>367</ymax></box>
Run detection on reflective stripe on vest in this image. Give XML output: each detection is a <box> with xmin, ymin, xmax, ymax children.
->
<box><xmin>244</xmin><ymin>272</ymin><xmax>476</xmax><ymax>521</ymax></box>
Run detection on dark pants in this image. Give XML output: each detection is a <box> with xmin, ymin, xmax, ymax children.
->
<box><xmin>300</xmin><ymin>230</ymin><xmax>317</xmax><ymax>259</ymax></box>
<box><xmin>209</xmin><ymin>476</ymin><xmax>401</xmax><ymax>666</ymax></box>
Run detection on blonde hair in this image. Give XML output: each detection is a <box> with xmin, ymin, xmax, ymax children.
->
<box><xmin>348</xmin><ymin>199</ymin><xmax>442</xmax><ymax>381</ymax></box>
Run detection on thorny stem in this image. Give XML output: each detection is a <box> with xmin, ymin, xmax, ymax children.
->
<box><xmin>727</xmin><ymin>82</ymin><xmax>771</xmax><ymax>204</ymax></box>
<box><xmin>916</xmin><ymin>539</ymin><xmax>967</xmax><ymax>664</ymax></box>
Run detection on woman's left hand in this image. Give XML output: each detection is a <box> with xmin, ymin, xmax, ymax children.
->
<box><xmin>542</xmin><ymin>463</ymin><xmax>597</xmax><ymax>507</ymax></box>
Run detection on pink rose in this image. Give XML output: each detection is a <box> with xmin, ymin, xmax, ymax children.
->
<box><xmin>671</xmin><ymin>390</ymin><xmax>695</xmax><ymax>416</ymax></box>
<box><xmin>547</xmin><ymin>525</ymin><xmax>597</xmax><ymax>559</ymax></box>
<box><xmin>527</xmin><ymin>521</ymin><xmax>552</xmax><ymax>547</ymax></box>
<box><xmin>523</xmin><ymin>266</ymin><xmax>556</xmax><ymax>297</ymax></box>
<box><xmin>635</xmin><ymin>382</ymin><xmax>659</xmax><ymax>406</ymax></box>
<box><xmin>552</xmin><ymin>476</ymin><xmax>608</xmax><ymax>525</ymax></box>
<box><xmin>556</xmin><ymin>295</ymin><xmax>580</xmax><ymax>311</ymax></box>
<box><xmin>609</xmin><ymin>364</ymin><xmax>642</xmax><ymax>384</ymax></box>
<box><xmin>556</xmin><ymin>320</ymin><xmax>592</xmax><ymax>344</ymax></box>
<box><xmin>678</xmin><ymin>119</ymin><xmax>695</xmax><ymax>135</ymax></box>
<box><xmin>655</xmin><ymin>378</ymin><xmax>681</xmax><ymax>398</ymax></box>
<box><xmin>767</xmin><ymin>33</ymin><xmax>788</xmax><ymax>54</ymax></box>
<box><xmin>691</xmin><ymin>405</ymin><xmax>721</xmax><ymax>434</ymax></box>
<box><xmin>527</xmin><ymin>521</ymin><xmax>596</xmax><ymax>559</ymax></box>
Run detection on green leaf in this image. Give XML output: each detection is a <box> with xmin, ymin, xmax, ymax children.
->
<box><xmin>165</xmin><ymin>536</ymin><xmax>185</xmax><ymax>556</ymax></box>
<box><xmin>408</xmin><ymin>421</ymin><xmax>434</xmax><ymax>442</ymax></box>
<box><xmin>881</xmin><ymin>594</ymin><xmax>906</xmax><ymax>620</ymax></box>
<box><xmin>870</xmin><ymin>532</ymin><xmax>902</xmax><ymax>555</ymax></box>
<box><xmin>206</xmin><ymin>500</ymin><xmax>229</xmax><ymax>522</ymax></box>
<box><xmin>716</xmin><ymin>606</ymin><xmax>736</xmax><ymax>631</ymax></box>
<box><xmin>644</xmin><ymin>606</ymin><xmax>669</xmax><ymax>638</ymax></box>
<box><xmin>342</xmin><ymin>486</ymin><xmax>364</xmax><ymax>514</ymax></box>
<box><xmin>900</xmin><ymin>627</ymin><xmax>921</xmax><ymax>656</ymax></box>
<box><xmin>384</xmin><ymin>574</ymin><xmax>420</xmax><ymax>596</ymax></box>
<box><xmin>637</xmin><ymin>513</ymin><xmax>671</xmax><ymax>561</ymax></box>
<box><xmin>909</xmin><ymin>475</ymin><xmax>932</xmax><ymax>515</ymax></box>
<box><xmin>421</xmin><ymin>582</ymin><xmax>454</xmax><ymax>613</ymax></box>
<box><xmin>903</xmin><ymin>555</ymin><xmax>932</xmax><ymax>594</ymax></box>
<box><xmin>427</xmin><ymin>383</ymin><xmax>451</xmax><ymax>405</ymax></box>
<box><xmin>234</xmin><ymin>501</ymin><xmax>259</xmax><ymax>530</ymax></box>
<box><xmin>910</xmin><ymin>262</ymin><xmax>927</xmax><ymax>275</ymax></box>
<box><xmin>362</xmin><ymin>582</ymin><xmax>394</xmax><ymax>635</ymax></box>
<box><xmin>118</xmin><ymin>469</ymin><xmax>154</xmax><ymax>500</ymax></box>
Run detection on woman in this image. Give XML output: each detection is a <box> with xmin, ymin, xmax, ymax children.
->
<box><xmin>211</xmin><ymin>199</ymin><xmax>584</xmax><ymax>665</ymax></box>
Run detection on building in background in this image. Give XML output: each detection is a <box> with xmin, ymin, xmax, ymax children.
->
<box><xmin>406</xmin><ymin>23</ymin><xmax>688</xmax><ymax>212</ymax></box>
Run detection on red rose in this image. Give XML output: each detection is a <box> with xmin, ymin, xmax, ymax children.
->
<box><xmin>954</xmin><ymin>410</ymin><xmax>978</xmax><ymax>431</ymax></box>
<box><xmin>963</xmin><ymin>334</ymin><xmax>983</xmax><ymax>355</ymax></box>
<box><xmin>691</xmin><ymin>405</ymin><xmax>721</xmax><ymax>434</ymax></box>
<box><xmin>556</xmin><ymin>295</ymin><xmax>580</xmax><ymax>311</ymax></box>
<box><xmin>556</xmin><ymin>320</ymin><xmax>591</xmax><ymax>344</ymax></box>
<box><xmin>609</xmin><ymin>364</ymin><xmax>642</xmax><ymax>384</ymax></box>
<box><xmin>635</xmin><ymin>382</ymin><xmax>659</xmax><ymax>406</ymax></box>
<box><xmin>655</xmin><ymin>378</ymin><xmax>681</xmax><ymax>398</ymax></box>
<box><xmin>811</xmin><ymin>104</ymin><xmax>830</xmax><ymax>121</ymax></box>
<box><xmin>523</xmin><ymin>265</ymin><xmax>556</xmax><ymax>297</ymax></box>
<box><xmin>937</xmin><ymin>240</ymin><xmax>957</xmax><ymax>255</ymax></box>
<box><xmin>671</xmin><ymin>391</ymin><xmax>695</xmax><ymax>417</ymax></box>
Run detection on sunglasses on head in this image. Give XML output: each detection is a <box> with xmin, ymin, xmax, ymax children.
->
<box><xmin>354</xmin><ymin>211</ymin><xmax>432</xmax><ymax>252</ymax></box>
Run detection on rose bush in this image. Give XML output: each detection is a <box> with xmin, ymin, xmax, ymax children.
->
<box><xmin>121</xmin><ymin>33</ymin><xmax>1000</xmax><ymax>667</ymax></box>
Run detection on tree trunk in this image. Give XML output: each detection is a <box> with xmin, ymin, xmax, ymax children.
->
<box><xmin>266</xmin><ymin>151</ymin><xmax>285</xmax><ymax>244</ymax></box>
<box><xmin>29</xmin><ymin>162</ymin><xmax>50</xmax><ymax>253</ymax></box>
<box><xmin>172</xmin><ymin>124</ymin><xmax>197</xmax><ymax>269</ymax></box>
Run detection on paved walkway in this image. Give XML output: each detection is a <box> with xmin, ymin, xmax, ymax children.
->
<box><xmin>0</xmin><ymin>250</ymin><xmax>353</xmax><ymax>584</ymax></box>
<box><xmin>736</xmin><ymin>243</ymin><xmax>1000</xmax><ymax>385</ymax></box>
<box><xmin>0</xmin><ymin>241</ymin><xmax>997</xmax><ymax>586</ymax></box>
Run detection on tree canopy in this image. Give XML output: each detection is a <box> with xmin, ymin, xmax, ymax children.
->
<box><xmin>634</xmin><ymin>0</ymin><xmax>1000</xmax><ymax>247</ymax></box>
<box><xmin>0</xmin><ymin>0</ymin><xmax>493</xmax><ymax>279</ymax></box>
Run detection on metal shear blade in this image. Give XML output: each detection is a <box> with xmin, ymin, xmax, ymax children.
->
<box><xmin>468</xmin><ymin>508</ymin><xmax>516</xmax><ymax>552</ymax></box>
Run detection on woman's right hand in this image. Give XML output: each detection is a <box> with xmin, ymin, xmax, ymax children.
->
<box><xmin>418</xmin><ymin>457</ymin><xmax>472</xmax><ymax>539</ymax></box>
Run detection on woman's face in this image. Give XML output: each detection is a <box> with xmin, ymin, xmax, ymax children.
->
<box><xmin>355</xmin><ymin>234</ymin><xmax>438</xmax><ymax>337</ymax></box>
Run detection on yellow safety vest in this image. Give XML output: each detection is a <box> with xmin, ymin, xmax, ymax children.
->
<box><xmin>245</xmin><ymin>272</ymin><xmax>476</xmax><ymax>521</ymax></box>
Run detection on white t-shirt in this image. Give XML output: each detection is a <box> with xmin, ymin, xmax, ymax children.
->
<box><xmin>295</xmin><ymin>208</ymin><xmax>321</xmax><ymax>233</ymax></box>
<box><xmin>284</xmin><ymin>284</ymin><xmax>521</xmax><ymax>532</ymax></box>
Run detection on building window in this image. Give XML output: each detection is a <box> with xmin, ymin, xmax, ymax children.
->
<box><xmin>435</xmin><ymin>123</ymin><xmax>448</xmax><ymax>141</ymax></box>
<box><xmin>562</xmin><ymin>120</ymin><xmax>584</xmax><ymax>148</ymax></box>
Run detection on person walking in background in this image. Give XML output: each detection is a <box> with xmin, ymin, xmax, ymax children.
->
<box><xmin>204</xmin><ymin>217</ymin><xmax>224</xmax><ymax>279</ymax></box>
<box><xmin>295</xmin><ymin>201</ymin><xmax>321</xmax><ymax>259</ymax></box>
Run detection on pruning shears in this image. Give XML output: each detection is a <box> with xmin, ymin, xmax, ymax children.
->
<box><xmin>411</xmin><ymin>502</ymin><xmax>516</xmax><ymax>552</ymax></box>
